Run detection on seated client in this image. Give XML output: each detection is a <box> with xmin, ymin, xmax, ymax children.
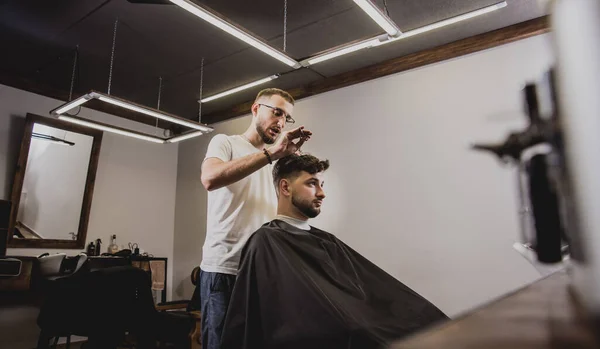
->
<box><xmin>221</xmin><ymin>154</ymin><xmax>448</xmax><ymax>349</ymax></box>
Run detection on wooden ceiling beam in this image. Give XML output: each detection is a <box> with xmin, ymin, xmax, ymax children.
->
<box><xmin>202</xmin><ymin>16</ymin><xmax>550</xmax><ymax>125</ymax></box>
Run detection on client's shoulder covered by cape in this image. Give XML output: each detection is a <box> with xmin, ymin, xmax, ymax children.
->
<box><xmin>242</xmin><ymin>219</ymin><xmax>337</xmax><ymax>253</ymax></box>
<box><xmin>222</xmin><ymin>219</ymin><xmax>448</xmax><ymax>349</ymax></box>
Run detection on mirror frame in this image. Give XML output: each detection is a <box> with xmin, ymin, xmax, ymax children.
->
<box><xmin>8</xmin><ymin>113</ymin><xmax>103</xmax><ymax>249</ymax></box>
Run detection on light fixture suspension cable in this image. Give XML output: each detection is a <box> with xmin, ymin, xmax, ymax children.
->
<box><xmin>69</xmin><ymin>45</ymin><xmax>79</xmax><ymax>101</ymax></box>
<box><xmin>283</xmin><ymin>0</ymin><xmax>288</xmax><ymax>52</ymax></box>
<box><xmin>199</xmin><ymin>57</ymin><xmax>204</xmax><ymax>122</ymax></box>
<box><xmin>157</xmin><ymin>76</ymin><xmax>163</xmax><ymax>110</ymax></box>
<box><xmin>156</xmin><ymin>76</ymin><xmax>162</xmax><ymax>135</ymax></box>
<box><xmin>382</xmin><ymin>0</ymin><xmax>390</xmax><ymax>17</ymax></box>
<box><xmin>107</xmin><ymin>18</ymin><xmax>119</xmax><ymax>95</ymax></box>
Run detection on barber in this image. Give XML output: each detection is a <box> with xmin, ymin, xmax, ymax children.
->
<box><xmin>199</xmin><ymin>88</ymin><xmax>311</xmax><ymax>349</ymax></box>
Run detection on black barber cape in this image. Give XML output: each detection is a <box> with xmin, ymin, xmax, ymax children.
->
<box><xmin>221</xmin><ymin>220</ymin><xmax>448</xmax><ymax>349</ymax></box>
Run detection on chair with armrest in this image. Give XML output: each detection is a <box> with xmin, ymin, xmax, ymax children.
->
<box><xmin>36</xmin><ymin>265</ymin><xmax>161</xmax><ymax>349</ymax></box>
<box><xmin>154</xmin><ymin>266</ymin><xmax>202</xmax><ymax>349</ymax></box>
<box><xmin>36</xmin><ymin>264</ymin><xmax>201</xmax><ymax>349</ymax></box>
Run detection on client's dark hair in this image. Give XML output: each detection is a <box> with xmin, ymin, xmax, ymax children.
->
<box><xmin>273</xmin><ymin>153</ymin><xmax>330</xmax><ymax>190</ymax></box>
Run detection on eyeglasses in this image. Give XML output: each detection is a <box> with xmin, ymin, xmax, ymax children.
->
<box><xmin>258</xmin><ymin>104</ymin><xmax>295</xmax><ymax>124</ymax></box>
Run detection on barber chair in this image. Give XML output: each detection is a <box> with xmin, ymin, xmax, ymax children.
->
<box><xmin>154</xmin><ymin>266</ymin><xmax>202</xmax><ymax>349</ymax></box>
<box><xmin>36</xmin><ymin>263</ymin><xmax>201</xmax><ymax>349</ymax></box>
<box><xmin>36</xmin><ymin>265</ymin><xmax>160</xmax><ymax>348</ymax></box>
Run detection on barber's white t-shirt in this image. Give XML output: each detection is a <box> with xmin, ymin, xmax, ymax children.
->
<box><xmin>201</xmin><ymin>134</ymin><xmax>277</xmax><ymax>275</ymax></box>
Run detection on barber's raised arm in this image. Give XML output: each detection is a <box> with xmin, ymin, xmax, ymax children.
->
<box><xmin>201</xmin><ymin>127</ymin><xmax>312</xmax><ymax>191</ymax></box>
<box><xmin>201</xmin><ymin>153</ymin><xmax>271</xmax><ymax>191</ymax></box>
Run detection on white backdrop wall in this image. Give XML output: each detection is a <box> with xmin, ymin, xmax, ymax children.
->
<box><xmin>174</xmin><ymin>33</ymin><xmax>554</xmax><ymax>317</ymax></box>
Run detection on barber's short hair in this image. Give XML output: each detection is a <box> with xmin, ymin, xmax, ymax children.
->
<box><xmin>273</xmin><ymin>153</ymin><xmax>329</xmax><ymax>190</ymax></box>
<box><xmin>255</xmin><ymin>88</ymin><xmax>295</xmax><ymax>105</ymax></box>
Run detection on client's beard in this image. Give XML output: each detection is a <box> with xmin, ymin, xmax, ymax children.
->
<box><xmin>256</xmin><ymin>124</ymin><xmax>275</xmax><ymax>144</ymax></box>
<box><xmin>292</xmin><ymin>194</ymin><xmax>321</xmax><ymax>218</ymax></box>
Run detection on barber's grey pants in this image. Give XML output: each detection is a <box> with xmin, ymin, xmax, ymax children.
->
<box><xmin>199</xmin><ymin>270</ymin><xmax>236</xmax><ymax>349</ymax></box>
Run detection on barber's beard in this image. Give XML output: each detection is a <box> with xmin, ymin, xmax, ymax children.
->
<box><xmin>256</xmin><ymin>124</ymin><xmax>275</xmax><ymax>144</ymax></box>
<box><xmin>292</xmin><ymin>194</ymin><xmax>321</xmax><ymax>218</ymax></box>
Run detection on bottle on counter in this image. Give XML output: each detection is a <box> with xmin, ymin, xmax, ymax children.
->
<box><xmin>108</xmin><ymin>234</ymin><xmax>119</xmax><ymax>254</ymax></box>
<box><xmin>86</xmin><ymin>242</ymin><xmax>96</xmax><ymax>256</ymax></box>
<box><xmin>95</xmin><ymin>238</ymin><xmax>102</xmax><ymax>256</ymax></box>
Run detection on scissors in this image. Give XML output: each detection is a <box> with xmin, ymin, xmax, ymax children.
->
<box><xmin>128</xmin><ymin>242</ymin><xmax>139</xmax><ymax>252</ymax></box>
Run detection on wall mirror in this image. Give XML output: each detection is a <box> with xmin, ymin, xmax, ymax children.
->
<box><xmin>8</xmin><ymin>113</ymin><xmax>103</xmax><ymax>249</ymax></box>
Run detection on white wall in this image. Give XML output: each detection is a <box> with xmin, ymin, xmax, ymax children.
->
<box><xmin>173</xmin><ymin>33</ymin><xmax>554</xmax><ymax>317</ymax></box>
<box><xmin>0</xmin><ymin>84</ymin><xmax>179</xmax><ymax>348</ymax></box>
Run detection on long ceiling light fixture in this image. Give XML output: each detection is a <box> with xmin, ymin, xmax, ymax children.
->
<box><xmin>373</xmin><ymin>1</ymin><xmax>508</xmax><ymax>47</ymax></box>
<box><xmin>50</xmin><ymin>91</ymin><xmax>214</xmax><ymax>133</ymax></box>
<box><xmin>169</xmin><ymin>0</ymin><xmax>300</xmax><ymax>68</ymax></box>
<box><xmin>98</xmin><ymin>92</ymin><xmax>212</xmax><ymax>132</ymax></box>
<box><xmin>353</xmin><ymin>0</ymin><xmax>401</xmax><ymax>37</ymax></box>
<box><xmin>301</xmin><ymin>36</ymin><xmax>385</xmax><ymax>67</ymax></box>
<box><xmin>51</xmin><ymin>91</ymin><xmax>216</xmax><ymax>144</ymax></box>
<box><xmin>53</xmin><ymin>96</ymin><xmax>91</xmax><ymax>115</ymax></box>
<box><xmin>50</xmin><ymin>20</ymin><xmax>214</xmax><ymax>144</ymax></box>
<box><xmin>58</xmin><ymin>115</ymin><xmax>167</xmax><ymax>144</ymax></box>
<box><xmin>167</xmin><ymin>130</ymin><xmax>205</xmax><ymax>143</ymax></box>
<box><xmin>200</xmin><ymin>74</ymin><xmax>279</xmax><ymax>103</ymax></box>
<box><xmin>300</xmin><ymin>1</ymin><xmax>507</xmax><ymax>66</ymax></box>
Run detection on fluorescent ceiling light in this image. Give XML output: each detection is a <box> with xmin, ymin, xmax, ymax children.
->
<box><xmin>59</xmin><ymin>115</ymin><xmax>166</xmax><ymax>144</ymax></box>
<box><xmin>169</xmin><ymin>0</ymin><xmax>300</xmax><ymax>68</ymax></box>
<box><xmin>301</xmin><ymin>1</ymin><xmax>506</xmax><ymax>66</ymax></box>
<box><xmin>51</xmin><ymin>91</ymin><xmax>213</xmax><ymax>144</ymax></box>
<box><xmin>200</xmin><ymin>75</ymin><xmax>279</xmax><ymax>103</ymax></box>
<box><xmin>96</xmin><ymin>94</ymin><xmax>212</xmax><ymax>132</ymax></box>
<box><xmin>50</xmin><ymin>91</ymin><xmax>214</xmax><ymax>133</ymax></box>
<box><xmin>53</xmin><ymin>95</ymin><xmax>91</xmax><ymax>115</ymax></box>
<box><xmin>304</xmin><ymin>38</ymin><xmax>382</xmax><ymax>66</ymax></box>
<box><xmin>167</xmin><ymin>130</ymin><xmax>205</xmax><ymax>143</ymax></box>
<box><xmin>373</xmin><ymin>1</ymin><xmax>508</xmax><ymax>47</ymax></box>
<box><xmin>353</xmin><ymin>0</ymin><xmax>401</xmax><ymax>37</ymax></box>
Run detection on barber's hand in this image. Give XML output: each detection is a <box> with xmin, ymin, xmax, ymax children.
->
<box><xmin>268</xmin><ymin>126</ymin><xmax>312</xmax><ymax>161</ymax></box>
